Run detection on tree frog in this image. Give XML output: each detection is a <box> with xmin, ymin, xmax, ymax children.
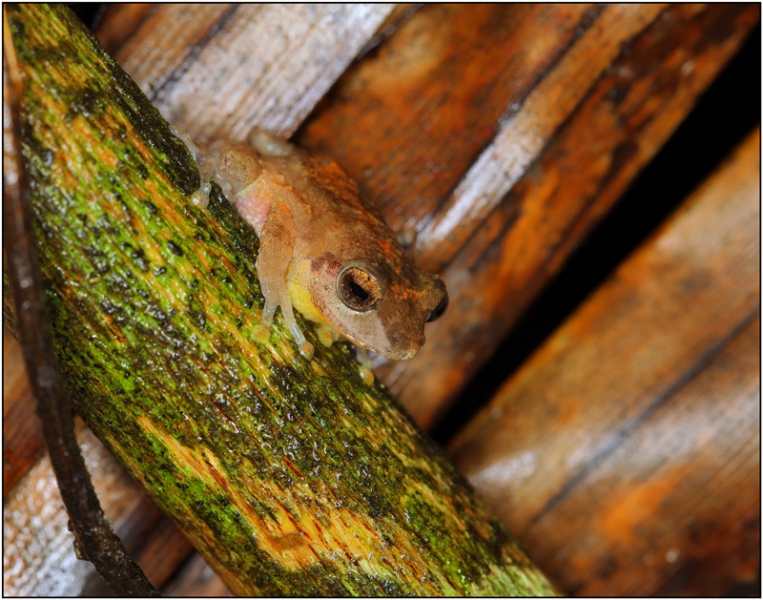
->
<box><xmin>175</xmin><ymin>127</ymin><xmax>448</xmax><ymax>361</ymax></box>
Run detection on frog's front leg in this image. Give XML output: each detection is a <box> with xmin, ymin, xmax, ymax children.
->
<box><xmin>255</xmin><ymin>201</ymin><xmax>314</xmax><ymax>359</ymax></box>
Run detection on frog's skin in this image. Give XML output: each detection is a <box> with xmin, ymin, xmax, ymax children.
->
<box><xmin>177</xmin><ymin>127</ymin><xmax>448</xmax><ymax>361</ymax></box>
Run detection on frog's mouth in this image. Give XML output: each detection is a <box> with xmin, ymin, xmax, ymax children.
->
<box><xmin>318</xmin><ymin>303</ymin><xmax>422</xmax><ymax>361</ymax></box>
<box><xmin>352</xmin><ymin>315</ymin><xmax>425</xmax><ymax>361</ymax></box>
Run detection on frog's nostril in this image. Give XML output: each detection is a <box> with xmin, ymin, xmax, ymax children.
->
<box><xmin>426</xmin><ymin>292</ymin><xmax>448</xmax><ymax>323</ymax></box>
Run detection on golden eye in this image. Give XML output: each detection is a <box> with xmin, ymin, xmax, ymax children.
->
<box><xmin>337</xmin><ymin>266</ymin><xmax>380</xmax><ymax>311</ymax></box>
<box><xmin>427</xmin><ymin>292</ymin><xmax>448</xmax><ymax>322</ymax></box>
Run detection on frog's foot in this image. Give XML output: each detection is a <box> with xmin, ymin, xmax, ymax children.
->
<box><xmin>170</xmin><ymin>124</ymin><xmax>200</xmax><ymax>155</ymax></box>
<box><xmin>171</xmin><ymin>125</ymin><xmax>217</xmax><ymax>207</ymax></box>
<box><xmin>354</xmin><ymin>347</ymin><xmax>374</xmax><ymax>369</ymax></box>
<box><xmin>248</xmin><ymin>127</ymin><xmax>296</xmax><ymax>157</ymax></box>
<box><xmin>190</xmin><ymin>183</ymin><xmax>211</xmax><ymax>208</ymax></box>
<box><xmin>353</xmin><ymin>347</ymin><xmax>376</xmax><ymax>385</ymax></box>
<box><xmin>252</xmin><ymin>322</ymin><xmax>272</xmax><ymax>345</ymax></box>
<box><xmin>277</xmin><ymin>301</ymin><xmax>315</xmax><ymax>360</ymax></box>
<box><xmin>358</xmin><ymin>364</ymin><xmax>375</xmax><ymax>386</ymax></box>
<box><xmin>254</xmin><ymin>294</ymin><xmax>314</xmax><ymax>359</ymax></box>
<box><xmin>316</xmin><ymin>324</ymin><xmax>339</xmax><ymax>348</ymax></box>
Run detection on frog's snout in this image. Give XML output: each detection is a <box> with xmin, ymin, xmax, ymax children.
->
<box><xmin>381</xmin><ymin>335</ymin><xmax>423</xmax><ymax>361</ymax></box>
<box><xmin>379</xmin><ymin>279</ymin><xmax>447</xmax><ymax>361</ymax></box>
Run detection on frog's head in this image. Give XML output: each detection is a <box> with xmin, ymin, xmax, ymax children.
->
<box><xmin>281</xmin><ymin>147</ymin><xmax>448</xmax><ymax>360</ymax></box>
<box><xmin>306</xmin><ymin>251</ymin><xmax>448</xmax><ymax>361</ymax></box>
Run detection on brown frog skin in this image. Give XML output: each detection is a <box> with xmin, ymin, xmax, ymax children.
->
<box><xmin>176</xmin><ymin>127</ymin><xmax>448</xmax><ymax>361</ymax></box>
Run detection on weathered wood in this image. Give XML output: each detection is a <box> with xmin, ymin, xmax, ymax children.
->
<box><xmin>3</xmin><ymin>424</ymin><xmax>157</xmax><ymax>596</ymax></box>
<box><xmin>2</xmin><ymin>331</ymin><xmax>43</xmax><ymax>494</ymax></box>
<box><xmin>300</xmin><ymin>3</ymin><xmax>667</xmax><ymax>267</ymax></box>
<box><xmin>318</xmin><ymin>3</ymin><xmax>756</xmax><ymax>428</ymax></box>
<box><xmin>161</xmin><ymin>552</ymin><xmax>234</xmax><ymax>597</ymax></box>
<box><xmin>3</xmin><ymin>5</ymin><xmax>555</xmax><ymax>596</ymax></box>
<box><xmin>114</xmin><ymin>4</ymin><xmax>396</xmax><ymax>140</ymax></box>
<box><xmin>3</xmin><ymin>335</ymin><xmax>201</xmax><ymax>596</ymax></box>
<box><xmin>449</xmin><ymin>129</ymin><xmax>760</xmax><ymax>595</ymax></box>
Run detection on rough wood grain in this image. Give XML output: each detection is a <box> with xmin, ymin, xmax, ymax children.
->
<box><xmin>363</xmin><ymin>3</ymin><xmax>759</xmax><ymax>427</ymax></box>
<box><xmin>449</xmin><ymin>128</ymin><xmax>761</xmax><ymax>596</ymax></box>
<box><xmin>3</xmin><ymin>425</ymin><xmax>159</xmax><ymax>596</ymax></box>
<box><xmin>2</xmin><ymin>331</ymin><xmax>43</xmax><ymax>493</ymax></box>
<box><xmin>161</xmin><ymin>551</ymin><xmax>234</xmax><ymax>597</ymax></box>
<box><xmin>114</xmin><ymin>4</ymin><xmax>395</xmax><ymax>140</ymax></box>
<box><xmin>299</xmin><ymin>3</ymin><xmax>615</xmax><ymax>244</ymax></box>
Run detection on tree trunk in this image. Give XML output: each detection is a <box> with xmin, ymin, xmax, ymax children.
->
<box><xmin>4</xmin><ymin>4</ymin><xmax>556</xmax><ymax>596</ymax></box>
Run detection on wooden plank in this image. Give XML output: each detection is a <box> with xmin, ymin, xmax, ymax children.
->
<box><xmin>161</xmin><ymin>552</ymin><xmax>233</xmax><ymax>597</ymax></box>
<box><xmin>363</xmin><ymin>4</ymin><xmax>760</xmax><ymax>427</ymax></box>
<box><xmin>2</xmin><ymin>332</ymin><xmax>43</xmax><ymax>494</ymax></box>
<box><xmin>448</xmin><ymin>128</ymin><xmax>760</xmax><ymax>595</ymax></box>
<box><xmin>94</xmin><ymin>4</ymin><xmax>156</xmax><ymax>54</ymax></box>
<box><xmin>299</xmin><ymin>3</ymin><xmax>622</xmax><ymax>243</ymax></box>
<box><xmin>114</xmin><ymin>4</ymin><xmax>396</xmax><ymax>140</ymax></box>
<box><xmin>3</xmin><ymin>425</ymin><xmax>158</xmax><ymax>595</ymax></box>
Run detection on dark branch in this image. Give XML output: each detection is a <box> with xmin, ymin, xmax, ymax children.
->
<box><xmin>2</xmin><ymin>12</ymin><xmax>159</xmax><ymax>597</ymax></box>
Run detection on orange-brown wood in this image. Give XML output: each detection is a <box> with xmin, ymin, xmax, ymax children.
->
<box><xmin>364</xmin><ymin>3</ymin><xmax>758</xmax><ymax>427</ymax></box>
<box><xmin>2</xmin><ymin>332</ymin><xmax>43</xmax><ymax>494</ymax></box>
<box><xmin>94</xmin><ymin>4</ymin><xmax>155</xmax><ymax>54</ymax></box>
<box><xmin>449</xmin><ymin>129</ymin><xmax>760</xmax><ymax>596</ymax></box>
<box><xmin>298</xmin><ymin>3</ymin><xmax>603</xmax><ymax>243</ymax></box>
<box><xmin>161</xmin><ymin>552</ymin><xmax>233</xmax><ymax>597</ymax></box>
<box><xmin>298</xmin><ymin>4</ymin><xmax>664</xmax><ymax>262</ymax></box>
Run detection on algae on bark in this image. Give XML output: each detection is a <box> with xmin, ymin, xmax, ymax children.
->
<box><xmin>5</xmin><ymin>4</ymin><xmax>557</xmax><ymax>596</ymax></box>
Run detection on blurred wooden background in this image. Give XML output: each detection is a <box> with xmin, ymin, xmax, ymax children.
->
<box><xmin>4</xmin><ymin>4</ymin><xmax>760</xmax><ymax>596</ymax></box>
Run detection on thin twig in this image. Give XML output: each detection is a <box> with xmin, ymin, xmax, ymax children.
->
<box><xmin>2</xmin><ymin>10</ymin><xmax>159</xmax><ymax>597</ymax></box>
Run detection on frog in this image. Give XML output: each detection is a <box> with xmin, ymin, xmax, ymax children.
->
<box><xmin>174</xmin><ymin>126</ymin><xmax>448</xmax><ymax>361</ymax></box>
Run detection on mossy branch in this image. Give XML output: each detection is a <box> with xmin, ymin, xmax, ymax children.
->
<box><xmin>3</xmin><ymin>11</ymin><xmax>157</xmax><ymax>594</ymax></box>
<box><xmin>5</xmin><ymin>4</ymin><xmax>556</xmax><ymax>596</ymax></box>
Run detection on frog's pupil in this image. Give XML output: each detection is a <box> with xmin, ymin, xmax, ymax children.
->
<box><xmin>338</xmin><ymin>266</ymin><xmax>380</xmax><ymax>311</ymax></box>
<box><xmin>350</xmin><ymin>281</ymin><xmax>369</xmax><ymax>300</ymax></box>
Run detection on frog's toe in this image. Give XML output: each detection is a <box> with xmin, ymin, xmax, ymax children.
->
<box><xmin>252</xmin><ymin>323</ymin><xmax>272</xmax><ymax>344</ymax></box>
<box><xmin>316</xmin><ymin>325</ymin><xmax>338</xmax><ymax>348</ymax></box>
<box><xmin>298</xmin><ymin>341</ymin><xmax>315</xmax><ymax>361</ymax></box>
<box><xmin>249</xmin><ymin>128</ymin><xmax>296</xmax><ymax>157</ymax></box>
<box><xmin>190</xmin><ymin>189</ymin><xmax>210</xmax><ymax>208</ymax></box>
<box><xmin>358</xmin><ymin>364</ymin><xmax>375</xmax><ymax>386</ymax></box>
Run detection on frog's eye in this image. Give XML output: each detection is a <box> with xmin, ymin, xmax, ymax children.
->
<box><xmin>426</xmin><ymin>292</ymin><xmax>448</xmax><ymax>322</ymax></box>
<box><xmin>337</xmin><ymin>266</ymin><xmax>380</xmax><ymax>312</ymax></box>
